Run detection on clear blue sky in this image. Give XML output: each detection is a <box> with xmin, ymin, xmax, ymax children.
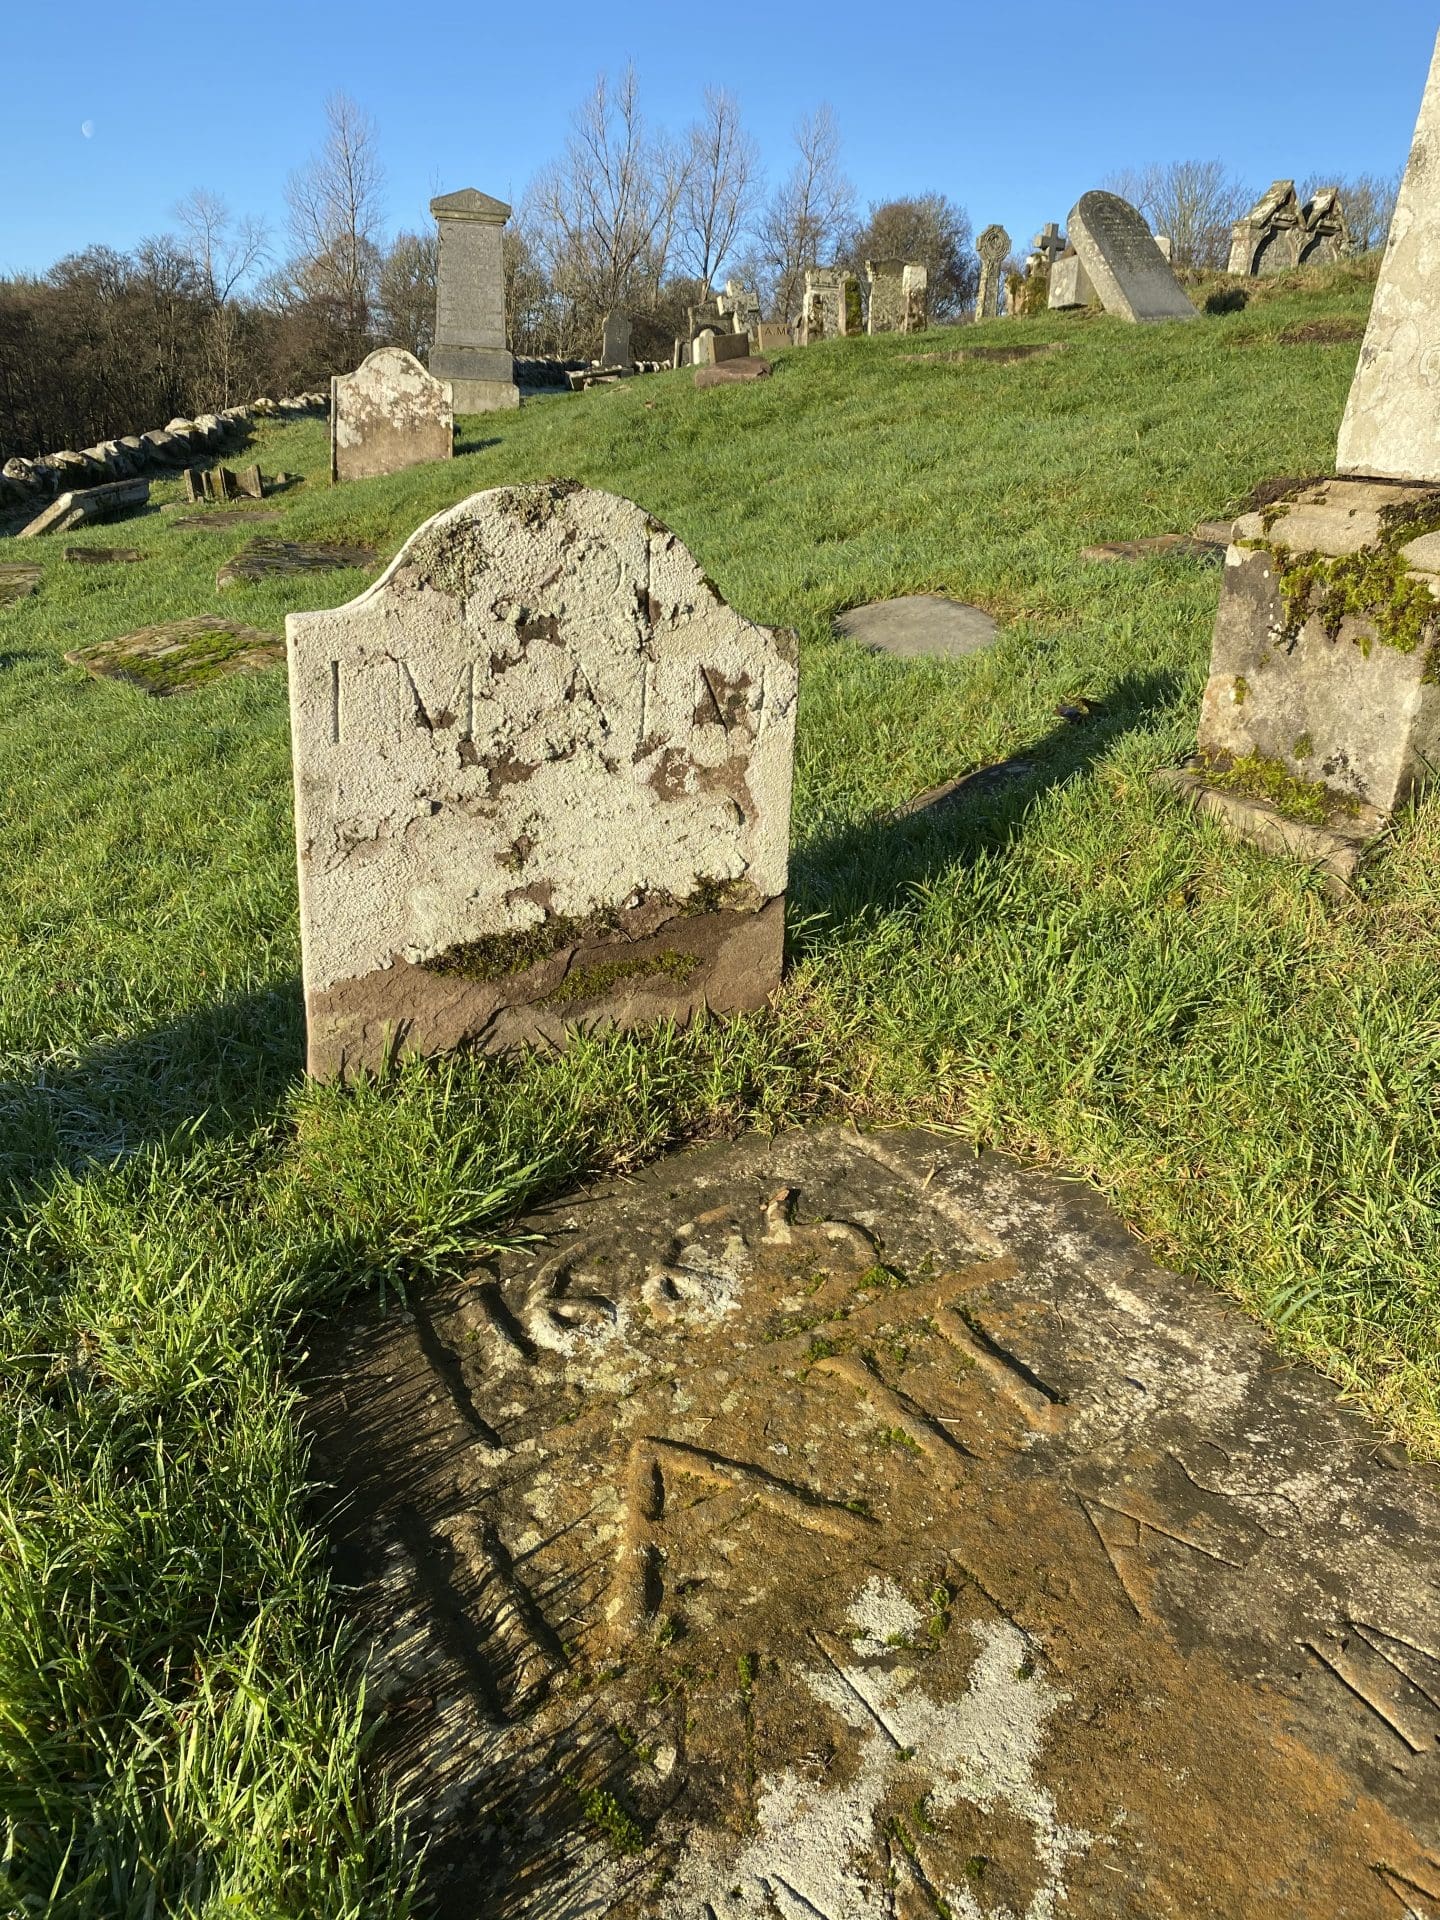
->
<box><xmin>1</xmin><ymin>0</ymin><xmax>1435</xmax><ymax>277</ymax></box>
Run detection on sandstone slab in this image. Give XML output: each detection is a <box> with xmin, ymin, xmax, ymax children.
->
<box><xmin>0</xmin><ymin>565</ymin><xmax>41</xmax><ymax>605</ymax></box>
<box><xmin>331</xmin><ymin>347</ymin><xmax>453</xmax><ymax>485</ymax></box>
<box><xmin>693</xmin><ymin>359</ymin><xmax>771</xmax><ymax>389</ymax></box>
<box><xmin>286</xmin><ymin>483</ymin><xmax>798</xmax><ymax>1080</ymax></box>
<box><xmin>1337</xmin><ymin>32</ymin><xmax>1440</xmax><ymax>480</ymax></box>
<box><xmin>217</xmin><ymin>539</ymin><xmax>378</xmax><ymax>589</ymax></box>
<box><xmin>755</xmin><ymin>322</ymin><xmax>790</xmax><ymax>352</ymax></box>
<box><xmin>64</xmin><ymin>615</ymin><xmax>283</xmax><ymax>695</ymax></box>
<box><xmin>1068</xmin><ymin>192</ymin><xmax>1196</xmax><ymax>324</ymax></box>
<box><xmin>307</xmin><ymin>1126</ymin><xmax>1440</xmax><ymax>1919</ymax></box>
<box><xmin>835</xmin><ymin>594</ymin><xmax>999</xmax><ymax>659</ymax></box>
<box><xmin>16</xmin><ymin>478</ymin><xmax>149</xmax><ymax>539</ymax></box>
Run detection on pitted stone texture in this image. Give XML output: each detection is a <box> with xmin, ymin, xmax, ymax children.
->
<box><xmin>1338</xmin><ymin>32</ymin><xmax>1440</xmax><ymax>481</ymax></box>
<box><xmin>307</xmin><ymin>1128</ymin><xmax>1440</xmax><ymax>1919</ymax></box>
<box><xmin>286</xmin><ymin>484</ymin><xmax>797</xmax><ymax>1079</ymax></box>
<box><xmin>330</xmin><ymin>347</ymin><xmax>453</xmax><ymax>485</ymax></box>
<box><xmin>1227</xmin><ymin>179</ymin><xmax>1352</xmax><ymax>277</ymax></box>
<box><xmin>1068</xmin><ymin>192</ymin><xmax>1196</xmax><ymax>324</ymax></box>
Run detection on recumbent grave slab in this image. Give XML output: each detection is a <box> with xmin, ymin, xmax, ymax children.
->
<box><xmin>64</xmin><ymin>615</ymin><xmax>283</xmax><ymax>695</ymax></box>
<box><xmin>307</xmin><ymin>1125</ymin><xmax>1440</xmax><ymax>1919</ymax></box>
<box><xmin>835</xmin><ymin>595</ymin><xmax>999</xmax><ymax>660</ymax></box>
<box><xmin>286</xmin><ymin>483</ymin><xmax>797</xmax><ymax>1080</ymax></box>
<box><xmin>330</xmin><ymin>347</ymin><xmax>453</xmax><ymax>485</ymax></box>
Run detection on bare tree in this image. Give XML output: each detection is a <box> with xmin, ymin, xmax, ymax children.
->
<box><xmin>377</xmin><ymin>230</ymin><xmax>437</xmax><ymax>358</ymax></box>
<box><xmin>1300</xmin><ymin>169</ymin><xmax>1403</xmax><ymax>253</ymax></box>
<box><xmin>174</xmin><ymin>189</ymin><xmax>269</xmax><ymax>406</ymax></box>
<box><xmin>1106</xmin><ymin>160</ymin><xmax>1251</xmax><ymax>270</ymax></box>
<box><xmin>755</xmin><ymin>106</ymin><xmax>855</xmax><ymax>321</ymax></box>
<box><xmin>676</xmin><ymin>87</ymin><xmax>761</xmax><ymax>290</ymax></box>
<box><xmin>284</xmin><ymin>91</ymin><xmax>385</xmax><ymax>363</ymax></box>
<box><xmin>845</xmin><ymin>193</ymin><xmax>976</xmax><ymax>319</ymax></box>
<box><xmin>527</xmin><ymin>68</ymin><xmax>684</xmax><ymax>348</ymax></box>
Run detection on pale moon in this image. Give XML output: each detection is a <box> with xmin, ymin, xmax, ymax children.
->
<box><xmin>80</xmin><ymin>120</ymin><xmax>94</xmax><ymax>139</ymax></box>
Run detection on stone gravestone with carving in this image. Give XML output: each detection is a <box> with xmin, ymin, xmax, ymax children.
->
<box><xmin>428</xmin><ymin>188</ymin><xmax>519</xmax><ymax>412</ymax></box>
<box><xmin>1338</xmin><ymin>31</ymin><xmax>1440</xmax><ymax>482</ymax></box>
<box><xmin>975</xmin><ymin>224</ymin><xmax>1010</xmax><ymax>320</ymax></box>
<box><xmin>1161</xmin><ymin>32</ymin><xmax>1440</xmax><ymax>888</ymax></box>
<box><xmin>307</xmin><ymin>1126</ymin><xmax>1440</xmax><ymax>1918</ymax></box>
<box><xmin>286</xmin><ymin>483</ymin><xmax>797</xmax><ymax>1080</ymax></box>
<box><xmin>600</xmin><ymin>311</ymin><xmax>632</xmax><ymax>370</ymax></box>
<box><xmin>330</xmin><ymin>347</ymin><xmax>453</xmax><ymax>485</ymax></box>
<box><xmin>1227</xmin><ymin>180</ymin><xmax>1351</xmax><ymax>276</ymax></box>
<box><xmin>1068</xmin><ymin>191</ymin><xmax>1196</xmax><ymax>323</ymax></box>
<box><xmin>901</xmin><ymin>259</ymin><xmax>928</xmax><ymax>331</ymax></box>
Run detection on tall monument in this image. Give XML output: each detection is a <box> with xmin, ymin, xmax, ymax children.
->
<box><xmin>428</xmin><ymin>188</ymin><xmax>519</xmax><ymax>413</ymax></box>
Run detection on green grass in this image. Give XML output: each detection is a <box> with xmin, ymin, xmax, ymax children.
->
<box><xmin>3</xmin><ymin>264</ymin><xmax>1439</xmax><ymax>1915</ymax></box>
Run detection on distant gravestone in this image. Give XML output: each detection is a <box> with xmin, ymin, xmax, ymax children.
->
<box><xmin>1227</xmin><ymin>180</ymin><xmax>1351</xmax><ymax>277</ymax></box>
<box><xmin>1337</xmin><ymin>32</ymin><xmax>1440</xmax><ymax>481</ymax></box>
<box><xmin>331</xmin><ymin>347</ymin><xmax>454</xmax><ymax>485</ymax></box>
<box><xmin>801</xmin><ymin>267</ymin><xmax>862</xmax><ymax>344</ymax></box>
<box><xmin>902</xmin><ymin>261</ymin><xmax>928</xmax><ymax>332</ymax></box>
<box><xmin>217</xmin><ymin>538</ymin><xmax>378</xmax><ymax>589</ymax></box>
<box><xmin>836</xmin><ymin>595</ymin><xmax>998</xmax><ymax>660</ymax></box>
<box><xmin>428</xmin><ymin>188</ymin><xmax>518</xmax><ymax>413</ymax></box>
<box><xmin>718</xmin><ymin>279</ymin><xmax>762</xmax><ymax>337</ymax></box>
<box><xmin>286</xmin><ymin>483</ymin><xmax>798</xmax><ymax>1080</ymax></box>
<box><xmin>693</xmin><ymin>328</ymin><xmax>750</xmax><ymax>367</ymax></box>
<box><xmin>1067</xmin><ymin>192</ymin><xmax>1196</xmax><ymax>324</ymax></box>
<box><xmin>600</xmin><ymin>311</ymin><xmax>632</xmax><ymax>369</ymax></box>
<box><xmin>1049</xmin><ymin>247</ymin><xmax>1095</xmax><ymax>309</ymax></box>
<box><xmin>975</xmin><ymin>225</ymin><xmax>1010</xmax><ymax>320</ymax></box>
<box><xmin>865</xmin><ymin>259</ymin><xmax>908</xmax><ymax>334</ymax></box>
<box><xmin>755</xmin><ymin>322</ymin><xmax>790</xmax><ymax>352</ymax></box>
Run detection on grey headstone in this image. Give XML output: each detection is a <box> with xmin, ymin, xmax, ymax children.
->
<box><xmin>1049</xmin><ymin>250</ymin><xmax>1095</xmax><ymax>309</ymax></box>
<box><xmin>1068</xmin><ymin>192</ymin><xmax>1196</xmax><ymax>323</ymax></box>
<box><xmin>428</xmin><ymin>188</ymin><xmax>519</xmax><ymax>414</ymax></box>
<box><xmin>286</xmin><ymin>484</ymin><xmax>798</xmax><ymax>1080</ymax></box>
<box><xmin>1337</xmin><ymin>31</ymin><xmax>1440</xmax><ymax>481</ymax></box>
<box><xmin>331</xmin><ymin>347</ymin><xmax>454</xmax><ymax>485</ymax></box>
<box><xmin>975</xmin><ymin>224</ymin><xmax>1010</xmax><ymax>321</ymax></box>
<box><xmin>600</xmin><ymin>311</ymin><xmax>632</xmax><ymax>369</ymax></box>
<box><xmin>836</xmin><ymin>595</ymin><xmax>999</xmax><ymax>660</ymax></box>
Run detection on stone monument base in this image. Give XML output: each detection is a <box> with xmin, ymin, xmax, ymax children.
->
<box><xmin>429</xmin><ymin>346</ymin><xmax>520</xmax><ymax>413</ymax></box>
<box><xmin>1152</xmin><ymin>762</ymin><xmax>1378</xmax><ymax>896</ymax></box>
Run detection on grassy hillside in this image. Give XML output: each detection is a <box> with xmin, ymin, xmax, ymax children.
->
<box><xmin>3</xmin><ymin>265</ymin><xmax>1436</xmax><ymax>1916</ymax></box>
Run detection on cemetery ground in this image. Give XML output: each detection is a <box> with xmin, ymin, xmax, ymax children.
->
<box><xmin>1</xmin><ymin>258</ymin><xmax>1437</xmax><ymax>1914</ymax></box>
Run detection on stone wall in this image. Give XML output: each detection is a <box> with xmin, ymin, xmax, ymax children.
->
<box><xmin>0</xmin><ymin>390</ymin><xmax>328</xmax><ymax>514</ymax></box>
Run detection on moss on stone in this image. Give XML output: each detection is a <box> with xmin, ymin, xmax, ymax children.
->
<box><xmin>1199</xmin><ymin>750</ymin><xmax>1358</xmax><ymax>826</ymax></box>
<box><xmin>543</xmin><ymin>950</ymin><xmax>697</xmax><ymax>1007</ymax></box>
<box><xmin>1269</xmin><ymin>492</ymin><xmax>1440</xmax><ymax>659</ymax></box>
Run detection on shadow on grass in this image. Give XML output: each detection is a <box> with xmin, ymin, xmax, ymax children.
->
<box><xmin>793</xmin><ymin>668</ymin><xmax>1182</xmax><ymax>932</ymax></box>
<box><xmin>0</xmin><ymin>978</ymin><xmax>303</xmax><ymax>1204</ymax></box>
<box><xmin>454</xmin><ymin>434</ymin><xmax>504</xmax><ymax>457</ymax></box>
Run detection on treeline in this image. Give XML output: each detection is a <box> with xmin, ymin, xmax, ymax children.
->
<box><xmin>0</xmin><ymin>74</ymin><xmax>1404</xmax><ymax>461</ymax></box>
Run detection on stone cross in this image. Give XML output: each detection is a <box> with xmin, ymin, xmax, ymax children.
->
<box><xmin>1031</xmin><ymin>223</ymin><xmax>1065</xmax><ymax>268</ymax></box>
<box><xmin>286</xmin><ymin>483</ymin><xmax>798</xmax><ymax>1080</ymax></box>
<box><xmin>975</xmin><ymin>225</ymin><xmax>1011</xmax><ymax>321</ymax></box>
<box><xmin>428</xmin><ymin>189</ymin><xmax>518</xmax><ymax>412</ymax></box>
<box><xmin>330</xmin><ymin>347</ymin><xmax>453</xmax><ymax>485</ymax></box>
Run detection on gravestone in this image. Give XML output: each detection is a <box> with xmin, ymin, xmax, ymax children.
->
<box><xmin>64</xmin><ymin>615</ymin><xmax>283</xmax><ymax>695</ymax></box>
<box><xmin>692</xmin><ymin>328</ymin><xmax>750</xmax><ymax>368</ymax></box>
<box><xmin>1031</xmin><ymin>221</ymin><xmax>1065</xmax><ymax>271</ymax></box>
<box><xmin>836</xmin><ymin>594</ymin><xmax>998</xmax><ymax>659</ymax></box>
<box><xmin>286</xmin><ymin>483</ymin><xmax>798</xmax><ymax>1080</ymax></box>
<box><xmin>64</xmin><ymin>545</ymin><xmax>142</xmax><ymax>565</ymax></box>
<box><xmin>1068</xmin><ymin>192</ymin><xmax>1196</xmax><ymax>323</ymax></box>
<box><xmin>902</xmin><ymin>260</ymin><xmax>928</xmax><ymax>331</ymax></box>
<box><xmin>694</xmin><ymin>358</ymin><xmax>770</xmax><ymax>389</ymax></box>
<box><xmin>864</xmin><ymin>258</ymin><xmax>907</xmax><ymax>334</ymax></box>
<box><xmin>1337</xmin><ymin>32</ymin><xmax>1440</xmax><ymax>481</ymax></box>
<box><xmin>307</xmin><ymin>1126</ymin><xmax>1440</xmax><ymax>1919</ymax></box>
<box><xmin>975</xmin><ymin>224</ymin><xmax>1010</xmax><ymax>320</ymax></box>
<box><xmin>217</xmin><ymin>538</ymin><xmax>378</xmax><ymax>589</ymax></box>
<box><xmin>801</xmin><ymin>267</ymin><xmax>862</xmax><ymax>344</ymax></box>
<box><xmin>600</xmin><ymin>311</ymin><xmax>632</xmax><ymax>369</ymax></box>
<box><xmin>17</xmin><ymin>478</ymin><xmax>148</xmax><ymax>539</ymax></box>
<box><xmin>0</xmin><ymin>564</ymin><xmax>41</xmax><ymax>605</ymax></box>
<box><xmin>428</xmin><ymin>188</ymin><xmax>519</xmax><ymax>413</ymax></box>
<box><xmin>717</xmin><ymin>279</ymin><xmax>762</xmax><ymax>338</ymax></box>
<box><xmin>331</xmin><ymin>347</ymin><xmax>453</xmax><ymax>485</ymax></box>
<box><xmin>1049</xmin><ymin>246</ymin><xmax>1095</xmax><ymax>309</ymax></box>
<box><xmin>755</xmin><ymin>321</ymin><xmax>790</xmax><ymax>352</ymax></box>
<box><xmin>1228</xmin><ymin>180</ymin><xmax>1352</xmax><ymax>277</ymax></box>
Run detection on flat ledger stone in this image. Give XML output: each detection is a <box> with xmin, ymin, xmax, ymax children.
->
<box><xmin>306</xmin><ymin>1128</ymin><xmax>1440</xmax><ymax>1920</ymax></box>
<box><xmin>836</xmin><ymin>594</ymin><xmax>999</xmax><ymax>660</ymax></box>
<box><xmin>166</xmin><ymin>509</ymin><xmax>284</xmax><ymax>529</ymax></box>
<box><xmin>1081</xmin><ymin>534</ymin><xmax>1219</xmax><ymax>564</ymax></box>
<box><xmin>64</xmin><ymin>614</ymin><xmax>283</xmax><ymax>695</ymax></box>
<box><xmin>64</xmin><ymin>545</ymin><xmax>143</xmax><ymax>565</ymax></box>
<box><xmin>0</xmin><ymin>565</ymin><xmax>41</xmax><ymax>605</ymax></box>
<box><xmin>216</xmin><ymin>538</ymin><xmax>379</xmax><ymax>588</ymax></box>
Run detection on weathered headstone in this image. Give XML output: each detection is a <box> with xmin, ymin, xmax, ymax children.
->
<box><xmin>0</xmin><ymin>564</ymin><xmax>41</xmax><ymax>605</ymax></box>
<box><xmin>755</xmin><ymin>322</ymin><xmax>790</xmax><ymax>353</ymax></box>
<box><xmin>901</xmin><ymin>260</ymin><xmax>928</xmax><ymax>331</ymax></box>
<box><xmin>975</xmin><ymin>224</ymin><xmax>1010</xmax><ymax>320</ymax></box>
<box><xmin>717</xmin><ymin>279</ymin><xmax>762</xmax><ymax>338</ymax></box>
<box><xmin>864</xmin><ymin>259</ymin><xmax>907</xmax><ymax>334</ymax></box>
<box><xmin>428</xmin><ymin>188</ymin><xmax>519</xmax><ymax>413</ymax></box>
<box><xmin>286</xmin><ymin>483</ymin><xmax>798</xmax><ymax>1080</ymax></box>
<box><xmin>600</xmin><ymin>311</ymin><xmax>632</xmax><ymax>370</ymax></box>
<box><xmin>64</xmin><ymin>615</ymin><xmax>283</xmax><ymax>695</ymax></box>
<box><xmin>16</xmin><ymin>478</ymin><xmax>148</xmax><ymax>539</ymax></box>
<box><xmin>1227</xmin><ymin>179</ymin><xmax>1351</xmax><ymax>276</ymax></box>
<box><xmin>1337</xmin><ymin>33</ymin><xmax>1440</xmax><ymax>481</ymax></box>
<box><xmin>331</xmin><ymin>347</ymin><xmax>454</xmax><ymax>485</ymax></box>
<box><xmin>801</xmin><ymin>267</ymin><xmax>862</xmax><ymax>344</ymax></box>
<box><xmin>1067</xmin><ymin>192</ymin><xmax>1196</xmax><ymax>323</ymax></box>
<box><xmin>307</xmin><ymin>1125</ymin><xmax>1440</xmax><ymax>1918</ymax></box>
<box><xmin>692</xmin><ymin>328</ymin><xmax>750</xmax><ymax>368</ymax></box>
<box><xmin>1049</xmin><ymin>246</ymin><xmax>1096</xmax><ymax>309</ymax></box>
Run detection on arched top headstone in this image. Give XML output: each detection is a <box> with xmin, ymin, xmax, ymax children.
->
<box><xmin>1067</xmin><ymin>192</ymin><xmax>1195</xmax><ymax>324</ymax></box>
<box><xmin>330</xmin><ymin>347</ymin><xmax>453</xmax><ymax>484</ymax></box>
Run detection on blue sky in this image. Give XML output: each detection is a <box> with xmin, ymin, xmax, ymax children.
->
<box><xmin>1</xmin><ymin>0</ymin><xmax>1435</xmax><ymax>278</ymax></box>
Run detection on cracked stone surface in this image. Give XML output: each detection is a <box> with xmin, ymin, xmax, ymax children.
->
<box><xmin>216</xmin><ymin>537</ymin><xmax>378</xmax><ymax>588</ymax></box>
<box><xmin>305</xmin><ymin>1127</ymin><xmax>1440</xmax><ymax>1920</ymax></box>
<box><xmin>286</xmin><ymin>484</ymin><xmax>797</xmax><ymax>1079</ymax></box>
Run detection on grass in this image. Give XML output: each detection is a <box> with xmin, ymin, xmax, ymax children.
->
<box><xmin>2</xmin><ymin>261</ymin><xmax>1439</xmax><ymax>1914</ymax></box>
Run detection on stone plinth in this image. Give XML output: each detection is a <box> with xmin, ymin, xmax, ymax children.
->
<box><xmin>1068</xmin><ymin>191</ymin><xmax>1195</xmax><ymax>323</ymax></box>
<box><xmin>287</xmin><ymin>483</ymin><xmax>798</xmax><ymax>1080</ymax></box>
<box><xmin>1337</xmin><ymin>31</ymin><xmax>1440</xmax><ymax>481</ymax></box>
<box><xmin>428</xmin><ymin>188</ymin><xmax>519</xmax><ymax>413</ymax></box>
<box><xmin>331</xmin><ymin>347</ymin><xmax>453</xmax><ymax>485</ymax></box>
<box><xmin>1049</xmin><ymin>250</ymin><xmax>1095</xmax><ymax>309</ymax></box>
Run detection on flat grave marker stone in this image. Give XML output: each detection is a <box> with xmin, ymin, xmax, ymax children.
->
<box><xmin>64</xmin><ymin>545</ymin><xmax>143</xmax><ymax>565</ymax></box>
<box><xmin>0</xmin><ymin>565</ymin><xmax>42</xmax><ymax>605</ymax></box>
<box><xmin>217</xmin><ymin>538</ymin><xmax>378</xmax><ymax>589</ymax></box>
<box><xmin>1068</xmin><ymin>192</ymin><xmax>1196</xmax><ymax>324</ymax></box>
<box><xmin>17</xmin><ymin>478</ymin><xmax>149</xmax><ymax>539</ymax></box>
<box><xmin>286</xmin><ymin>483</ymin><xmax>797</xmax><ymax>1080</ymax></box>
<box><xmin>835</xmin><ymin>594</ymin><xmax>999</xmax><ymax>659</ymax></box>
<box><xmin>64</xmin><ymin>614</ymin><xmax>283</xmax><ymax>695</ymax></box>
<box><xmin>166</xmin><ymin>509</ymin><xmax>284</xmax><ymax>530</ymax></box>
<box><xmin>308</xmin><ymin>1126</ymin><xmax>1440</xmax><ymax>1919</ymax></box>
